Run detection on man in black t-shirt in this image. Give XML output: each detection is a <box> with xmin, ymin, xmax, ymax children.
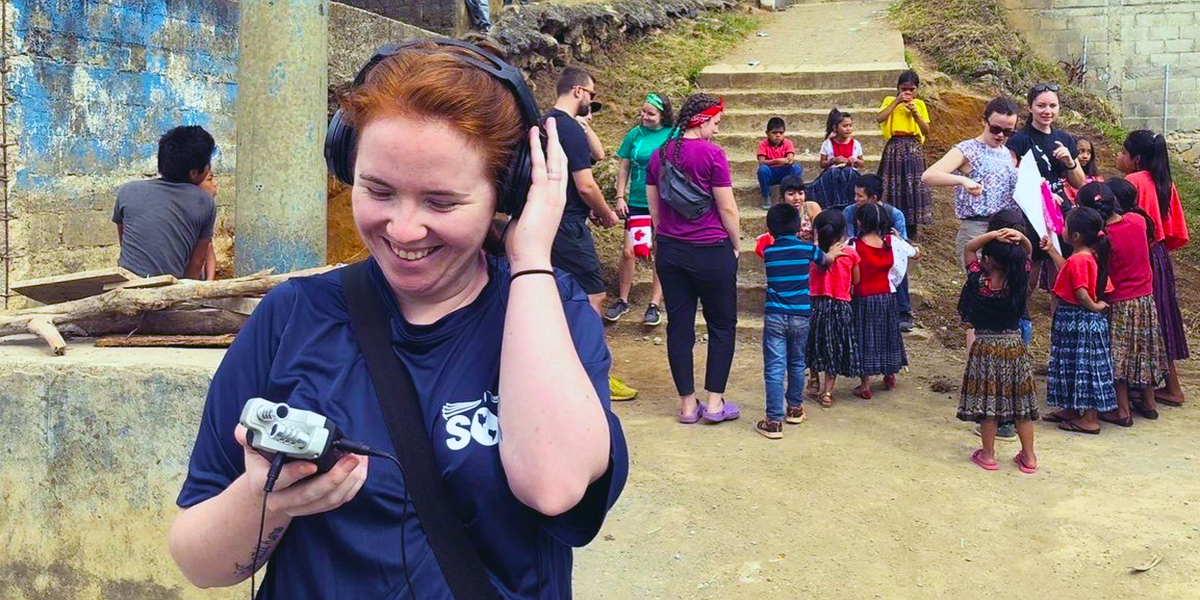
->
<box><xmin>544</xmin><ymin>67</ymin><xmax>620</xmax><ymax>312</ymax></box>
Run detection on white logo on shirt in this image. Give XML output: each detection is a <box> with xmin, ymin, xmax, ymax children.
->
<box><xmin>444</xmin><ymin>391</ymin><xmax>500</xmax><ymax>451</ymax></box>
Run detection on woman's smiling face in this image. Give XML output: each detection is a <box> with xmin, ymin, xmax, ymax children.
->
<box><xmin>352</xmin><ymin>115</ymin><xmax>497</xmax><ymax>303</ymax></box>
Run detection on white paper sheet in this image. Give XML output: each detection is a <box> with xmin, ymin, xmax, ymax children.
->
<box><xmin>1012</xmin><ymin>149</ymin><xmax>1060</xmax><ymax>253</ymax></box>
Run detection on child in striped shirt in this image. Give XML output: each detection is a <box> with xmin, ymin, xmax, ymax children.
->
<box><xmin>757</xmin><ymin>203</ymin><xmax>843</xmax><ymax>438</ymax></box>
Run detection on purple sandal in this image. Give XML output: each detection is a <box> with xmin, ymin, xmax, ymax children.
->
<box><xmin>701</xmin><ymin>401</ymin><xmax>740</xmax><ymax>424</ymax></box>
<box><xmin>678</xmin><ymin>405</ymin><xmax>703</xmax><ymax>424</ymax></box>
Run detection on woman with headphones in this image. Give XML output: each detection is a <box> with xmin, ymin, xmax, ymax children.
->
<box><xmin>169</xmin><ymin>40</ymin><xmax>628</xmax><ymax>599</ymax></box>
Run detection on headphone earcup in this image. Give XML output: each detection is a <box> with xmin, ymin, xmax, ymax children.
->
<box><xmin>325</xmin><ymin>109</ymin><xmax>356</xmax><ymax>186</ymax></box>
<box><xmin>500</xmin><ymin>146</ymin><xmax>532</xmax><ymax>217</ymax></box>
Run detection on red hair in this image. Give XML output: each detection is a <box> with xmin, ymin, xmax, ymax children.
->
<box><xmin>340</xmin><ymin>42</ymin><xmax>525</xmax><ymax>198</ymax></box>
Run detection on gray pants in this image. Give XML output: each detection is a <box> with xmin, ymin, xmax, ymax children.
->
<box><xmin>465</xmin><ymin>0</ymin><xmax>491</xmax><ymax>29</ymax></box>
<box><xmin>955</xmin><ymin>218</ymin><xmax>990</xmax><ymax>271</ymax></box>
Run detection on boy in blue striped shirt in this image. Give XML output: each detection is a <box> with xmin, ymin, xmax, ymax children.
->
<box><xmin>757</xmin><ymin>203</ymin><xmax>842</xmax><ymax>439</ymax></box>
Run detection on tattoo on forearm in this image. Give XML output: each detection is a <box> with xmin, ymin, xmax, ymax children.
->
<box><xmin>234</xmin><ymin>526</ymin><xmax>286</xmax><ymax>576</ymax></box>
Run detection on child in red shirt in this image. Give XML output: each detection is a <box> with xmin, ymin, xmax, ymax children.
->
<box><xmin>849</xmin><ymin>204</ymin><xmax>913</xmax><ymax>399</ymax></box>
<box><xmin>1043</xmin><ymin>207</ymin><xmax>1117</xmax><ymax>434</ymax></box>
<box><xmin>1073</xmin><ymin>183</ymin><xmax>1164</xmax><ymax>425</ymax></box>
<box><xmin>806</xmin><ymin>209</ymin><xmax>861</xmax><ymax>408</ymax></box>
<box><xmin>756</xmin><ymin>117</ymin><xmax>802</xmax><ymax>209</ymax></box>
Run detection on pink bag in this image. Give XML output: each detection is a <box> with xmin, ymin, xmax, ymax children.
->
<box><xmin>1041</xmin><ymin>181</ymin><xmax>1066</xmax><ymax>235</ymax></box>
<box><xmin>628</xmin><ymin>215</ymin><xmax>653</xmax><ymax>258</ymax></box>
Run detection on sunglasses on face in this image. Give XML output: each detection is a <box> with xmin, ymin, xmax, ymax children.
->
<box><xmin>576</xmin><ymin>85</ymin><xmax>598</xmax><ymax>101</ymax></box>
<box><xmin>988</xmin><ymin>124</ymin><xmax>1016</xmax><ymax>137</ymax></box>
<box><xmin>1031</xmin><ymin>83</ymin><xmax>1061</xmax><ymax>94</ymax></box>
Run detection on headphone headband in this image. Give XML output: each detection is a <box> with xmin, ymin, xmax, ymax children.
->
<box><xmin>325</xmin><ymin>38</ymin><xmax>538</xmax><ymax>216</ymax></box>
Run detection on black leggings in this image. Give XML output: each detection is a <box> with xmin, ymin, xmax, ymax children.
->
<box><xmin>655</xmin><ymin>236</ymin><xmax>738</xmax><ymax>395</ymax></box>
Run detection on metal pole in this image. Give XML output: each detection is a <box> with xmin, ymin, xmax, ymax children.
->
<box><xmin>1163</xmin><ymin>63</ymin><xmax>1170</xmax><ymax>134</ymax></box>
<box><xmin>235</xmin><ymin>0</ymin><xmax>328</xmax><ymax>275</ymax></box>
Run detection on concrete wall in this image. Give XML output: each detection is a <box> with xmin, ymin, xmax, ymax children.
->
<box><xmin>0</xmin><ymin>1</ymin><xmax>431</xmax><ymax>310</ymax></box>
<box><xmin>0</xmin><ymin>342</ymin><xmax>233</xmax><ymax>599</ymax></box>
<box><xmin>1003</xmin><ymin>0</ymin><xmax>1200</xmax><ymax>133</ymax></box>
<box><xmin>3</xmin><ymin>0</ymin><xmax>239</xmax><ymax>310</ymax></box>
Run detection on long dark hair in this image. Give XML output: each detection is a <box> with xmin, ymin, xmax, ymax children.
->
<box><xmin>1077</xmin><ymin>138</ymin><xmax>1099</xmax><ymax>177</ymax></box>
<box><xmin>854</xmin><ymin>203</ymin><xmax>892</xmax><ymax>241</ymax></box>
<box><xmin>1107</xmin><ymin>177</ymin><xmax>1157</xmax><ymax>244</ymax></box>
<box><xmin>814</xmin><ymin>208</ymin><xmax>846</xmax><ymax>254</ymax></box>
<box><xmin>1066</xmin><ymin>206</ymin><xmax>1111</xmax><ymax>301</ymax></box>
<box><xmin>825</xmin><ymin>108</ymin><xmax>851</xmax><ymax>138</ymax></box>
<box><xmin>1124</xmin><ymin>129</ymin><xmax>1174</xmax><ymax>217</ymax></box>
<box><xmin>980</xmin><ymin>238</ymin><xmax>1029</xmax><ymax>315</ymax></box>
<box><xmin>660</xmin><ymin>93</ymin><xmax>720</xmax><ymax>171</ymax></box>
<box><xmin>1075</xmin><ymin>181</ymin><xmax>1116</xmax><ymax>220</ymax></box>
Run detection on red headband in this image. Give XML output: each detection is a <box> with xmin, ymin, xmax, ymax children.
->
<box><xmin>687</xmin><ymin>98</ymin><xmax>725</xmax><ymax>128</ymax></box>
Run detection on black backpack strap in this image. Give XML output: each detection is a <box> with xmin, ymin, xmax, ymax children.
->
<box><xmin>340</xmin><ymin>261</ymin><xmax>499</xmax><ymax>600</ymax></box>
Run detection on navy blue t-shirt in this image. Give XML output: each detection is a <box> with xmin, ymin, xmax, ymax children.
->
<box><xmin>176</xmin><ymin>255</ymin><xmax>628</xmax><ymax>600</ymax></box>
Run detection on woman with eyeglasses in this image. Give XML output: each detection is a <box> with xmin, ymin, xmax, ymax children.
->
<box><xmin>922</xmin><ymin>96</ymin><xmax>1022</xmax><ymax>271</ymax></box>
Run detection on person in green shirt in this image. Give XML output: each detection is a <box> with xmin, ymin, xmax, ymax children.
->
<box><xmin>604</xmin><ymin>92</ymin><xmax>674</xmax><ymax>326</ymax></box>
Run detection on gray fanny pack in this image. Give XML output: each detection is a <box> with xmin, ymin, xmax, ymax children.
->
<box><xmin>659</xmin><ymin>160</ymin><xmax>714</xmax><ymax>221</ymax></box>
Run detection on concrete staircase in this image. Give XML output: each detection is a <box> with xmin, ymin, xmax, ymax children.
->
<box><xmin>613</xmin><ymin>1</ymin><xmax>908</xmax><ymax>333</ymax></box>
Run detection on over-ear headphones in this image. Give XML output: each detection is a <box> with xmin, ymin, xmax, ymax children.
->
<box><xmin>325</xmin><ymin>38</ymin><xmax>540</xmax><ymax>216</ymax></box>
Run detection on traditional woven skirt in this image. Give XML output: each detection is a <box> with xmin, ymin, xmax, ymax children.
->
<box><xmin>1047</xmin><ymin>304</ymin><xmax>1117</xmax><ymax>412</ymax></box>
<box><xmin>1110</xmin><ymin>295</ymin><xmax>1166</xmax><ymax>387</ymax></box>
<box><xmin>809</xmin><ymin>167</ymin><xmax>860</xmax><ymax>210</ymax></box>
<box><xmin>1150</xmin><ymin>243</ymin><xmax>1189</xmax><ymax>361</ymax></box>
<box><xmin>877</xmin><ymin>136</ymin><xmax>932</xmax><ymax>226</ymax></box>
<box><xmin>958</xmin><ymin>330</ymin><xmax>1038</xmax><ymax>423</ymax></box>
<box><xmin>806</xmin><ymin>297</ymin><xmax>860</xmax><ymax>376</ymax></box>
<box><xmin>852</xmin><ymin>293</ymin><xmax>907</xmax><ymax>376</ymax></box>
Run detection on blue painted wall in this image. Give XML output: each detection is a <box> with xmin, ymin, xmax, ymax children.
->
<box><xmin>5</xmin><ymin>0</ymin><xmax>238</xmax><ymax>295</ymax></box>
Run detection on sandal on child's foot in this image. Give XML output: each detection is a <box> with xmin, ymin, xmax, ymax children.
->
<box><xmin>806</xmin><ymin>378</ymin><xmax>821</xmax><ymax>398</ymax></box>
<box><xmin>1098</xmin><ymin>411</ymin><xmax>1133</xmax><ymax>428</ymax></box>
<box><xmin>970</xmin><ymin>449</ymin><xmax>999</xmax><ymax>471</ymax></box>
<box><xmin>818</xmin><ymin>392</ymin><xmax>834</xmax><ymax>408</ymax></box>
<box><xmin>1013</xmin><ymin>452</ymin><xmax>1038</xmax><ymax>474</ymax></box>
<box><xmin>852</xmin><ymin>386</ymin><xmax>872</xmax><ymax>400</ymax></box>
<box><xmin>883</xmin><ymin>374</ymin><xmax>897</xmax><ymax>390</ymax></box>
<box><xmin>785</xmin><ymin>405</ymin><xmax>807</xmax><ymax>424</ymax></box>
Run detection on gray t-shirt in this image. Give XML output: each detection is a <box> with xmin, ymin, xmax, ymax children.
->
<box><xmin>112</xmin><ymin>179</ymin><xmax>216</xmax><ymax>278</ymax></box>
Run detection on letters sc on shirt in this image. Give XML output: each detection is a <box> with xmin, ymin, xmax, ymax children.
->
<box><xmin>442</xmin><ymin>391</ymin><xmax>501</xmax><ymax>451</ymax></box>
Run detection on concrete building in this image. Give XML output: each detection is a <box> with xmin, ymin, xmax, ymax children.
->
<box><xmin>1004</xmin><ymin>0</ymin><xmax>1200</xmax><ymax>134</ymax></box>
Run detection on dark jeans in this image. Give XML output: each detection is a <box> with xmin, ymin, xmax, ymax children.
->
<box><xmin>757</xmin><ymin>164</ymin><xmax>803</xmax><ymax>200</ymax></box>
<box><xmin>656</xmin><ymin>236</ymin><xmax>738</xmax><ymax>396</ymax></box>
<box><xmin>896</xmin><ymin>273</ymin><xmax>911</xmax><ymax>315</ymax></box>
<box><xmin>763</xmin><ymin>313</ymin><xmax>809</xmax><ymax>421</ymax></box>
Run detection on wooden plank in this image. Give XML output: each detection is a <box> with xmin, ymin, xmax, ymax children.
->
<box><xmin>12</xmin><ymin>267</ymin><xmax>139</xmax><ymax>305</ymax></box>
<box><xmin>94</xmin><ymin>334</ymin><xmax>237</xmax><ymax>348</ymax></box>
<box><xmin>103</xmin><ymin>274</ymin><xmax>178</xmax><ymax>291</ymax></box>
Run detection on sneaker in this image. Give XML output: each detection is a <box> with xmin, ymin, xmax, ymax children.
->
<box><xmin>756</xmin><ymin>418</ymin><xmax>784</xmax><ymax>439</ymax></box>
<box><xmin>609</xmin><ymin>375</ymin><xmax>639</xmax><ymax>401</ymax></box>
<box><xmin>603</xmin><ymin>299</ymin><xmax>631</xmax><ymax>322</ymax></box>
<box><xmin>899</xmin><ymin>313</ymin><xmax>913</xmax><ymax>332</ymax></box>
<box><xmin>761</xmin><ymin>197</ymin><xmax>772</xmax><ymax>210</ymax></box>
<box><xmin>785</xmin><ymin>405</ymin><xmax>807</xmax><ymax>424</ymax></box>
<box><xmin>643</xmin><ymin>304</ymin><xmax>663</xmax><ymax>326</ymax></box>
<box><xmin>973</xmin><ymin>423</ymin><xmax>1017</xmax><ymax>440</ymax></box>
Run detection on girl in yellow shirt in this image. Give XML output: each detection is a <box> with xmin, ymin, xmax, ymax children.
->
<box><xmin>877</xmin><ymin>70</ymin><xmax>933</xmax><ymax>240</ymax></box>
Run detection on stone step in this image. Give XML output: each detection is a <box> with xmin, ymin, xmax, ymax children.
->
<box><xmin>721</xmin><ymin>107</ymin><xmax>878</xmax><ymax>131</ymax></box>
<box><xmin>697</xmin><ymin>63</ymin><xmax>909</xmax><ymax>91</ymax></box>
<box><xmin>725</xmin><ymin>154</ymin><xmax>880</xmax><ymax>179</ymax></box>
<box><xmin>716</xmin><ymin>129</ymin><xmax>884</xmax><ymax>156</ymax></box>
<box><xmin>604</xmin><ymin>312</ymin><xmax>765</xmax><ymax>336</ymax></box>
<box><xmin>630</xmin><ymin>281</ymin><xmax>767</xmax><ymax>317</ymax></box>
<box><xmin>708</xmin><ymin>87</ymin><xmax>895</xmax><ymax>110</ymax></box>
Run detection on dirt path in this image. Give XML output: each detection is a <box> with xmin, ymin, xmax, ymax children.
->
<box><xmin>575</xmin><ymin>330</ymin><xmax>1200</xmax><ymax>599</ymax></box>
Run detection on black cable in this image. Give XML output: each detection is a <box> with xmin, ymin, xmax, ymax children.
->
<box><xmin>333</xmin><ymin>440</ymin><xmax>418</xmax><ymax>600</ymax></box>
<box><xmin>252</xmin><ymin>454</ymin><xmax>287</xmax><ymax>600</ymax></box>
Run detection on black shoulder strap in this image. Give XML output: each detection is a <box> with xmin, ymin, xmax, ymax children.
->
<box><xmin>341</xmin><ymin>261</ymin><xmax>499</xmax><ymax>600</ymax></box>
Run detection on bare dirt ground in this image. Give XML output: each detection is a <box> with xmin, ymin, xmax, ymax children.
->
<box><xmin>575</xmin><ymin>327</ymin><xmax>1200</xmax><ymax>599</ymax></box>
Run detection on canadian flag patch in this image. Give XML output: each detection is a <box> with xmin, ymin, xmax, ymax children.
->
<box><xmin>627</xmin><ymin>215</ymin><xmax>653</xmax><ymax>257</ymax></box>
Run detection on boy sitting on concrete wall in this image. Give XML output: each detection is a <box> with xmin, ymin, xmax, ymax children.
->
<box><xmin>112</xmin><ymin>126</ymin><xmax>217</xmax><ymax>280</ymax></box>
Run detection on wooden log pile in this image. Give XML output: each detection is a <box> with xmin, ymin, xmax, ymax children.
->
<box><xmin>0</xmin><ymin>266</ymin><xmax>337</xmax><ymax>356</ymax></box>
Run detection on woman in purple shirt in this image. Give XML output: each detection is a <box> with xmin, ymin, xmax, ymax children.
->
<box><xmin>646</xmin><ymin>93</ymin><xmax>742</xmax><ymax>425</ymax></box>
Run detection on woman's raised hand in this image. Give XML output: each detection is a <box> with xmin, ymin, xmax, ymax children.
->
<box><xmin>235</xmin><ymin>425</ymin><xmax>368</xmax><ymax>518</ymax></box>
<box><xmin>506</xmin><ymin>118</ymin><xmax>569</xmax><ymax>270</ymax></box>
<box><xmin>960</xmin><ymin>176</ymin><xmax>984</xmax><ymax>196</ymax></box>
<box><xmin>1052</xmin><ymin>141</ymin><xmax>1074</xmax><ymax>166</ymax></box>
